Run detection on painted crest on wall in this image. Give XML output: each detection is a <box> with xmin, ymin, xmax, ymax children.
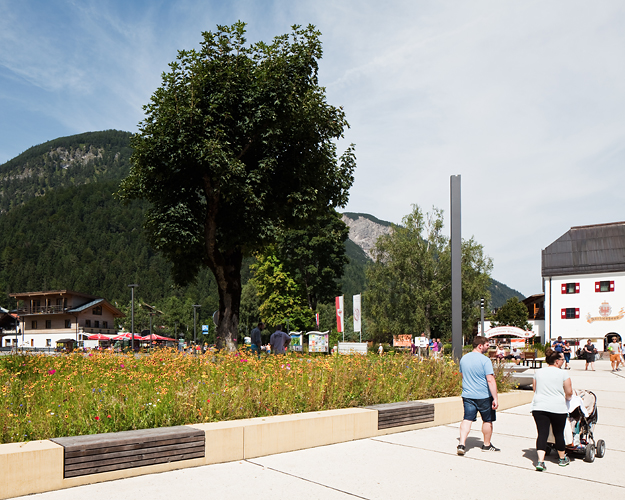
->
<box><xmin>587</xmin><ymin>302</ymin><xmax>625</xmax><ymax>323</ymax></box>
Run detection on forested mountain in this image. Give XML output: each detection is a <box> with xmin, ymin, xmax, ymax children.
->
<box><xmin>0</xmin><ymin>130</ymin><xmax>133</xmax><ymax>214</ymax></box>
<box><xmin>0</xmin><ymin>131</ymin><xmax>522</xmax><ymax>327</ymax></box>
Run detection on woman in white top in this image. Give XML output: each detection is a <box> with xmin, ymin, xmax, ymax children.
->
<box><xmin>531</xmin><ymin>348</ymin><xmax>573</xmax><ymax>472</ymax></box>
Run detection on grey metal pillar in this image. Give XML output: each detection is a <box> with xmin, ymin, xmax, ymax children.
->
<box><xmin>451</xmin><ymin>175</ymin><xmax>462</xmax><ymax>360</ymax></box>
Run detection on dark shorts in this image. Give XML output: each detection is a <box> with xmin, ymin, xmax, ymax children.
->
<box><xmin>463</xmin><ymin>397</ymin><xmax>496</xmax><ymax>423</ymax></box>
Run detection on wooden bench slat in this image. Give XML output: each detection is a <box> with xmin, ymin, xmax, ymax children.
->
<box><xmin>378</xmin><ymin>408</ymin><xmax>434</xmax><ymax>416</ymax></box>
<box><xmin>379</xmin><ymin>417</ymin><xmax>434</xmax><ymax>429</ymax></box>
<box><xmin>64</xmin><ymin>434</ymin><xmax>204</xmax><ymax>459</ymax></box>
<box><xmin>51</xmin><ymin>426</ymin><xmax>203</xmax><ymax>450</ymax></box>
<box><xmin>65</xmin><ymin>440</ymin><xmax>205</xmax><ymax>466</ymax></box>
<box><xmin>65</xmin><ymin>443</ymin><xmax>205</xmax><ymax>471</ymax></box>
<box><xmin>379</xmin><ymin>415</ymin><xmax>434</xmax><ymax>423</ymax></box>
<box><xmin>366</xmin><ymin>401</ymin><xmax>432</xmax><ymax>411</ymax></box>
<box><xmin>364</xmin><ymin>401</ymin><xmax>435</xmax><ymax>430</ymax></box>
<box><xmin>64</xmin><ymin>451</ymin><xmax>206</xmax><ymax>478</ymax></box>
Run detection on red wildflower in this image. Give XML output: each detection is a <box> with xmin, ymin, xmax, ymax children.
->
<box><xmin>95</xmin><ymin>416</ymin><xmax>100</xmax><ymax>421</ymax></box>
<box><xmin>48</xmin><ymin>369</ymin><xmax>56</xmax><ymax>375</ymax></box>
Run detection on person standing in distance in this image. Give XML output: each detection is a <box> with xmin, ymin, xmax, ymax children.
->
<box><xmin>583</xmin><ymin>339</ymin><xmax>596</xmax><ymax>371</ymax></box>
<box><xmin>457</xmin><ymin>336</ymin><xmax>499</xmax><ymax>456</ymax></box>
<box><xmin>269</xmin><ymin>325</ymin><xmax>290</xmax><ymax>355</ymax></box>
<box><xmin>250</xmin><ymin>322</ymin><xmax>264</xmax><ymax>358</ymax></box>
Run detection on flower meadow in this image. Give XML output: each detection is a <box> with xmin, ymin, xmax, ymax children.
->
<box><xmin>0</xmin><ymin>350</ymin><xmax>513</xmax><ymax>444</ymax></box>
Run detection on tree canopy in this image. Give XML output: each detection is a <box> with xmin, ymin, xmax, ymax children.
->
<box><xmin>118</xmin><ymin>22</ymin><xmax>355</xmax><ymax>349</ymax></box>
<box><xmin>491</xmin><ymin>297</ymin><xmax>532</xmax><ymax>331</ymax></box>
<box><xmin>274</xmin><ymin>209</ymin><xmax>349</xmax><ymax>311</ymax></box>
<box><xmin>365</xmin><ymin>205</ymin><xmax>492</xmax><ymax>342</ymax></box>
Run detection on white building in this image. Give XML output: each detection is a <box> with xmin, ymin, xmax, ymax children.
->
<box><xmin>542</xmin><ymin>222</ymin><xmax>625</xmax><ymax>351</ymax></box>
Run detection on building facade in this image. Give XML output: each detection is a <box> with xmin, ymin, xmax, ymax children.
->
<box><xmin>542</xmin><ymin>222</ymin><xmax>625</xmax><ymax>351</ymax></box>
<box><xmin>6</xmin><ymin>290</ymin><xmax>124</xmax><ymax>348</ymax></box>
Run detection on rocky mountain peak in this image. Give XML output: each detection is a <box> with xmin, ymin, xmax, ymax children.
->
<box><xmin>341</xmin><ymin>213</ymin><xmax>392</xmax><ymax>259</ymax></box>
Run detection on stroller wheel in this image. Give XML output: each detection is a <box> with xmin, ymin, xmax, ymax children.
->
<box><xmin>584</xmin><ymin>443</ymin><xmax>596</xmax><ymax>463</ymax></box>
<box><xmin>596</xmin><ymin>439</ymin><xmax>606</xmax><ymax>458</ymax></box>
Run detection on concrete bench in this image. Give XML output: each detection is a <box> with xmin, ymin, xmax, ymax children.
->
<box><xmin>50</xmin><ymin>426</ymin><xmax>205</xmax><ymax>478</ymax></box>
<box><xmin>365</xmin><ymin>401</ymin><xmax>435</xmax><ymax>430</ymax></box>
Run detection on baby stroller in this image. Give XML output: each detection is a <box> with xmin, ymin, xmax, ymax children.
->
<box><xmin>546</xmin><ymin>389</ymin><xmax>605</xmax><ymax>462</ymax></box>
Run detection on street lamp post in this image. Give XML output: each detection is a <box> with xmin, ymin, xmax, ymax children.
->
<box><xmin>128</xmin><ymin>284</ymin><xmax>139</xmax><ymax>352</ymax></box>
<box><xmin>149</xmin><ymin>312</ymin><xmax>156</xmax><ymax>353</ymax></box>
<box><xmin>193</xmin><ymin>305</ymin><xmax>201</xmax><ymax>352</ymax></box>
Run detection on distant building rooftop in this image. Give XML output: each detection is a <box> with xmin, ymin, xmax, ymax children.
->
<box><xmin>542</xmin><ymin>221</ymin><xmax>625</xmax><ymax>277</ymax></box>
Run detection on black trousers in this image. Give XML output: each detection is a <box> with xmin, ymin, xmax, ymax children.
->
<box><xmin>532</xmin><ymin>410</ymin><xmax>567</xmax><ymax>452</ymax></box>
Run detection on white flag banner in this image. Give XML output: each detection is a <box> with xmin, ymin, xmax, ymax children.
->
<box><xmin>353</xmin><ymin>294</ymin><xmax>361</xmax><ymax>333</ymax></box>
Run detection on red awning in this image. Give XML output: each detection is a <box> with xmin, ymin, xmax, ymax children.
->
<box><xmin>87</xmin><ymin>334</ymin><xmax>112</xmax><ymax>340</ymax></box>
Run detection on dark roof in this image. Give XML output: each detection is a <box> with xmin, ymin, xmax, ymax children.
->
<box><xmin>542</xmin><ymin>222</ymin><xmax>625</xmax><ymax>277</ymax></box>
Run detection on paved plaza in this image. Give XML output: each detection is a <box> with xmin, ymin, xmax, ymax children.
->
<box><xmin>13</xmin><ymin>358</ymin><xmax>625</xmax><ymax>500</ymax></box>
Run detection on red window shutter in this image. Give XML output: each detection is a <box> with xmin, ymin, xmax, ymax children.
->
<box><xmin>562</xmin><ymin>284</ymin><xmax>567</xmax><ymax>294</ymax></box>
<box><xmin>561</xmin><ymin>309</ymin><xmax>566</xmax><ymax>318</ymax></box>
<box><xmin>575</xmin><ymin>308</ymin><xmax>580</xmax><ymax>318</ymax></box>
<box><xmin>610</xmin><ymin>281</ymin><xmax>615</xmax><ymax>291</ymax></box>
<box><xmin>575</xmin><ymin>283</ymin><xmax>580</xmax><ymax>293</ymax></box>
<box><xmin>595</xmin><ymin>282</ymin><xmax>600</xmax><ymax>292</ymax></box>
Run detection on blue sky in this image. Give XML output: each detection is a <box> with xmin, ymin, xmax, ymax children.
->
<box><xmin>1</xmin><ymin>0</ymin><xmax>625</xmax><ymax>297</ymax></box>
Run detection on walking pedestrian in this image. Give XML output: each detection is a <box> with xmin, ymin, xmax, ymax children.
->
<box><xmin>250</xmin><ymin>321</ymin><xmax>264</xmax><ymax>358</ymax></box>
<box><xmin>269</xmin><ymin>325</ymin><xmax>290</xmax><ymax>355</ymax></box>
<box><xmin>583</xmin><ymin>340</ymin><xmax>596</xmax><ymax>371</ymax></box>
<box><xmin>608</xmin><ymin>336</ymin><xmax>621</xmax><ymax>371</ymax></box>
<box><xmin>457</xmin><ymin>336</ymin><xmax>499</xmax><ymax>456</ymax></box>
<box><xmin>531</xmin><ymin>348</ymin><xmax>572</xmax><ymax>471</ymax></box>
<box><xmin>378</xmin><ymin>343</ymin><xmax>384</xmax><ymax>355</ymax></box>
<box><xmin>562</xmin><ymin>341</ymin><xmax>571</xmax><ymax>370</ymax></box>
<box><xmin>553</xmin><ymin>336</ymin><xmax>565</xmax><ymax>354</ymax></box>
<box><xmin>431</xmin><ymin>338</ymin><xmax>439</xmax><ymax>359</ymax></box>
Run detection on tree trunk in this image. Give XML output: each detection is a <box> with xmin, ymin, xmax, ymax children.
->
<box><xmin>203</xmin><ymin>178</ymin><xmax>243</xmax><ymax>351</ymax></box>
<box><xmin>213</xmin><ymin>255</ymin><xmax>242</xmax><ymax>351</ymax></box>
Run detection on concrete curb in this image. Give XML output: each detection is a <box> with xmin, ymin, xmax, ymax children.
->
<box><xmin>0</xmin><ymin>391</ymin><xmax>532</xmax><ymax>499</ymax></box>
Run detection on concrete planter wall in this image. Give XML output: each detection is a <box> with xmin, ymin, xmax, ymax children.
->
<box><xmin>0</xmin><ymin>391</ymin><xmax>532</xmax><ymax>499</ymax></box>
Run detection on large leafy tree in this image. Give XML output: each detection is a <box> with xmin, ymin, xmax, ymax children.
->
<box><xmin>365</xmin><ymin>205</ymin><xmax>492</xmax><ymax>343</ymax></box>
<box><xmin>491</xmin><ymin>297</ymin><xmax>532</xmax><ymax>331</ymax></box>
<box><xmin>251</xmin><ymin>250</ymin><xmax>314</xmax><ymax>330</ymax></box>
<box><xmin>118</xmin><ymin>23</ymin><xmax>355</xmax><ymax>349</ymax></box>
<box><xmin>275</xmin><ymin>209</ymin><xmax>349</xmax><ymax>311</ymax></box>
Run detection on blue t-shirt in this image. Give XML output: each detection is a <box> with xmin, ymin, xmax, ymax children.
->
<box><xmin>553</xmin><ymin>340</ymin><xmax>564</xmax><ymax>353</ymax></box>
<box><xmin>459</xmin><ymin>351</ymin><xmax>494</xmax><ymax>399</ymax></box>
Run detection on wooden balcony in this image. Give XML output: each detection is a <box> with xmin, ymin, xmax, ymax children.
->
<box><xmin>17</xmin><ymin>305</ymin><xmax>66</xmax><ymax>315</ymax></box>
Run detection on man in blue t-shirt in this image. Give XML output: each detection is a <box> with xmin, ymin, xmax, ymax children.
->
<box><xmin>457</xmin><ymin>336</ymin><xmax>500</xmax><ymax>456</ymax></box>
<box><xmin>552</xmin><ymin>336</ymin><xmax>564</xmax><ymax>353</ymax></box>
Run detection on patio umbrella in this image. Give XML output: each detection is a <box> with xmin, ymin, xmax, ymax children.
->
<box><xmin>139</xmin><ymin>333</ymin><xmax>175</xmax><ymax>342</ymax></box>
<box><xmin>87</xmin><ymin>334</ymin><xmax>112</xmax><ymax>340</ymax></box>
<box><xmin>111</xmin><ymin>333</ymin><xmax>135</xmax><ymax>341</ymax></box>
